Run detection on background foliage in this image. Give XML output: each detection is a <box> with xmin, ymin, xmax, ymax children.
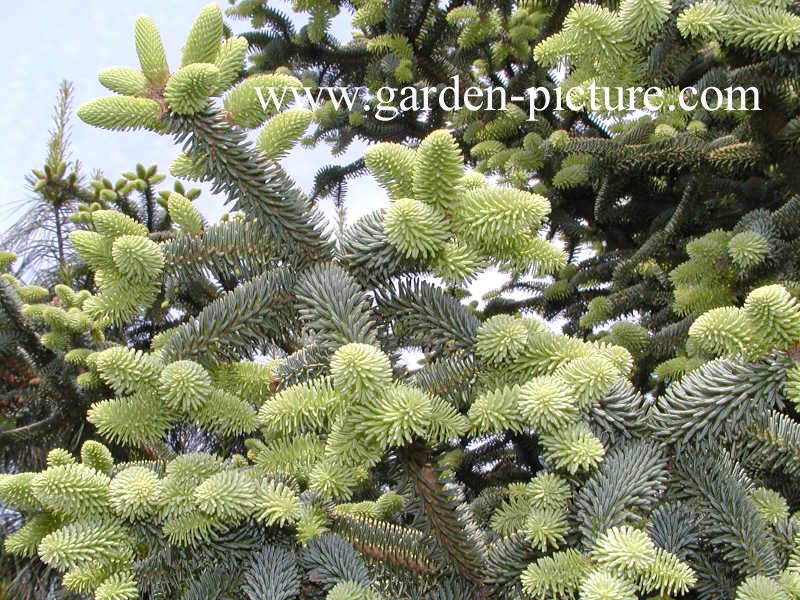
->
<box><xmin>1</xmin><ymin>1</ymin><xmax>799</xmax><ymax>599</ymax></box>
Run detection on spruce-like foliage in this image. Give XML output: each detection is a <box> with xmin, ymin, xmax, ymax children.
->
<box><xmin>233</xmin><ymin>0</ymin><xmax>800</xmax><ymax>391</ymax></box>
<box><xmin>1</xmin><ymin>3</ymin><xmax>800</xmax><ymax>600</ymax></box>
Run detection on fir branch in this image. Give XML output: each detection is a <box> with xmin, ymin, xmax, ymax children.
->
<box><xmin>374</xmin><ymin>279</ymin><xmax>480</xmax><ymax>352</ymax></box>
<box><xmin>332</xmin><ymin>513</ymin><xmax>441</xmax><ymax>576</ymax></box>
<box><xmin>653</xmin><ymin>354</ymin><xmax>791</xmax><ymax>444</ymax></box>
<box><xmin>168</xmin><ymin>108</ymin><xmax>332</xmax><ymax>266</ymax></box>
<box><xmin>295</xmin><ymin>263</ymin><xmax>377</xmax><ymax>349</ymax></box>
<box><xmin>574</xmin><ymin>438</ymin><xmax>668</xmax><ymax>544</ymax></box>
<box><xmin>402</xmin><ymin>443</ymin><xmax>488</xmax><ymax>586</ymax></box>
<box><xmin>160</xmin><ymin>267</ymin><xmax>298</xmax><ymax>364</ymax></box>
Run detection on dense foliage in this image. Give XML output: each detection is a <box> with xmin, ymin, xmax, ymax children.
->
<box><xmin>233</xmin><ymin>0</ymin><xmax>800</xmax><ymax>387</ymax></box>
<box><xmin>1</xmin><ymin>1</ymin><xmax>799</xmax><ymax>599</ymax></box>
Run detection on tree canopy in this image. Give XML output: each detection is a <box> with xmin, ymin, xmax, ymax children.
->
<box><xmin>1</xmin><ymin>1</ymin><xmax>800</xmax><ymax>599</ymax></box>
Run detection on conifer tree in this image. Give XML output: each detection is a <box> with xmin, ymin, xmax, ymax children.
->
<box><xmin>232</xmin><ymin>0</ymin><xmax>800</xmax><ymax>387</ymax></box>
<box><xmin>1</xmin><ymin>3</ymin><xmax>800</xmax><ymax>600</ymax></box>
<box><xmin>1</xmin><ymin>82</ymin><xmax>85</xmax><ymax>288</ymax></box>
